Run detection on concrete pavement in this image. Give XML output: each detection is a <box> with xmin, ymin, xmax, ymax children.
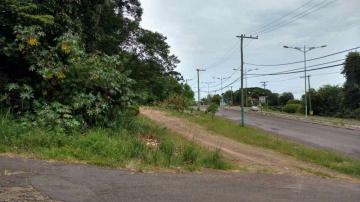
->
<box><xmin>1</xmin><ymin>156</ymin><xmax>360</xmax><ymax>202</ymax></box>
<box><xmin>217</xmin><ymin>108</ymin><xmax>360</xmax><ymax>159</ymax></box>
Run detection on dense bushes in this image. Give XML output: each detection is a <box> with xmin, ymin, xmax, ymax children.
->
<box><xmin>0</xmin><ymin>1</ymin><xmax>193</xmax><ymax>130</ymax></box>
<box><xmin>283</xmin><ymin>104</ymin><xmax>302</xmax><ymax>114</ymax></box>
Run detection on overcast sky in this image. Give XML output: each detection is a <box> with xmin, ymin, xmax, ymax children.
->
<box><xmin>139</xmin><ymin>0</ymin><xmax>360</xmax><ymax>99</ymax></box>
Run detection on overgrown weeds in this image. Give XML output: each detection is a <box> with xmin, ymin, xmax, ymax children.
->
<box><xmin>0</xmin><ymin>111</ymin><xmax>234</xmax><ymax>171</ymax></box>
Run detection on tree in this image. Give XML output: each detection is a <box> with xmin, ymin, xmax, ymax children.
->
<box><xmin>315</xmin><ymin>85</ymin><xmax>344</xmax><ymax>116</ymax></box>
<box><xmin>267</xmin><ymin>93</ymin><xmax>279</xmax><ymax>106</ymax></box>
<box><xmin>342</xmin><ymin>52</ymin><xmax>360</xmax><ymax>109</ymax></box>
<box><xmin>279</xmin><ymin>92</ymin><xmax>294</xmax><ymax>106</ymax></box>
<box><xmin>206</xmin><ymin>103</ymin><xmax>219</xmax><ymax>120</ymax></box>
<box><xmin>0</xmin><ymin>0</ymin><xmax>185</xmax><ymax>129</ymax></box>
<box><xmin>222</xmin><ymin>90</ymin><xmax>233</xmax><ymax>105</ymax></box>
<box><xmin>211</xmin><ymin>95</ymin><xmax>221</xmax><ymax>105</ymax></box>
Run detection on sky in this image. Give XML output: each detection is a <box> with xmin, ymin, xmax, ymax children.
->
<box><xmin>139</xmin><ymin>0</ymin><xmax>360</xmax><ymax>99</ymax></box>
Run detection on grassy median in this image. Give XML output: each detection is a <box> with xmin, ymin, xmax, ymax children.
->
<box><xmin>0</xmin><ymin>112</ymin><xmax>233</xmax><ymax>171</ymax></box>
<box><xmin>168</xmin><ymin>109</ymin><xmax>360</xmax><ymax>177</ymax></box>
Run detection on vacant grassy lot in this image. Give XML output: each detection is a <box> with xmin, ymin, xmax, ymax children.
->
<box><xmin>167</xmin><ymin>109</ymin><xmax>360</xmax><ymax>177</ymax></box>
<box><xmin>0</xmin><ymin>112</ymin><xmax>233</xmax><ymax>171</ymax></box>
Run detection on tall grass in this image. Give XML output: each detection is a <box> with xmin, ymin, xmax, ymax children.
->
<box><xmin>0</xmin><ymin>112</ymin><xmax>234</xmax><ymax>171</ymax></box>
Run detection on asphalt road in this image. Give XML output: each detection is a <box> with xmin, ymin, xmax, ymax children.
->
<box><xmin>217</xmin><ymin>108</ymin><xmax>360</xmax><ymax>159</ymax></box>
<box><xmin>1</xmin><ymin>156</ymin><xmax>360</xmax><ymax>202</ymax></box>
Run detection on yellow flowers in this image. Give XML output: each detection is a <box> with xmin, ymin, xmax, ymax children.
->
<box><xmin>60</xmin><ymin>43</ymin><xmax>71</xmax><ymax>54</ymax></box>
<box><xmin>27</xmin><ymin>37</ymin><xmax>39</xmax><ymax>46</ymax></box>
<box><xmin>91</xmin><ymin>72</ymin><xmax>100</xmax><ymax>80</ymax></box>
<box><xmin>56</xmin><ymin>71</ymin><xmax>66</xmax><ymax>80</ymax></box>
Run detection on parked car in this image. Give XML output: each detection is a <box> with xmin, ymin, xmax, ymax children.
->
<box><xmin>251</xmin><ymin>106</ymin><xmax>260</xmax><ymax>111</ymax></box>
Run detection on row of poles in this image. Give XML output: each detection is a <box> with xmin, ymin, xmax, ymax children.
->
<box><xmin>196</xmin><ymin>34</ymin><xmax>326</xmax><ymax>127</ymax></box>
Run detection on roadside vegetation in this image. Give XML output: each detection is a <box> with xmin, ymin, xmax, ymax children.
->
<box><xmin>0</xmin><ymin>1</ymin><xmax>235</xmax><ymax>172</ymax></box>
<box><xmin>166</xmin><ymin>109</ymin><xmax>360</xmax><ymax>177</ymax></box>
<box><xmin>0</xmin><ymin>110</ymin><xmax>233</xmax><ymax>171</ymax></box>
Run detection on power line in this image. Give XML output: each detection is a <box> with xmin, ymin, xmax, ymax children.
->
<box><xmin>250</xmin><ymin>0</ymin><xmax>315</xmax><ymax>34</ymax></box>
<box><xmin>247</xmin><ymin>63</ymin><xmax>343</xmax><ymax>76</ymax></box>
<box><xmin>206</xmin><ymin>42</ymin><xmax>238</xmax><ymax>70</ymax></box>
<box><xmin>209</xmin><ymin>70</ymin><xmax>238</xmax><ymax>88</ymax></box>
<box><xmin>245</xmin><ymin>46</ymin><xmax>359</xmax><ymax>67</ymax></box>
<box><xmin>256</xmin><ymin>0</ymin><xmax>337</xmax><ymax>36</ymax></box>
<box><xmin>257</xmin><ymin>58</ymin><xmax>345</xmax><ymax>75</ymax></box>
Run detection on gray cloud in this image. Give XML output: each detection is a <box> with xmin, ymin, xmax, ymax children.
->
<box><xmin>140</xmin><ymin>0</ymin><xmax>360</xmax><ymax>98</ymax></box>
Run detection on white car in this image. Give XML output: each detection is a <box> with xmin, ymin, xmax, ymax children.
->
<box><xmin>251</xmin><ymin>106</ymin><xmax>260</xmax><ymax>111</ymax></box>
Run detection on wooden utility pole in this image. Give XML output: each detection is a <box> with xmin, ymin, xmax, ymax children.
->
<box><xmin>230</xmin><ymin>86</ymin><xmax>233</xmax><ymax>106</ymax></box>
<box><xmin>236</xmin><ymin>34</ymin><xmax>258</xmax><ymax>127</ymax></box>
<box><xmin>308</xmin><ymin>75</ymin><xmax>312</xmax><ymax>115</ymax></box>
<box><xmin>196</xmin><ymin>68</ymin><xmax>206</xmax><ymax>109</ymax></box>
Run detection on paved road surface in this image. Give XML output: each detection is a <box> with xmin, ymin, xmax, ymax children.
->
<box><xmin>1</xmin><ymin>156</ymin><xmax>360</xmax><ymax>202</ymax></box>
<box><xmin>217</xmin><ymin>108</ymin><xmax>360</xmax><ymax>159</ymax></box>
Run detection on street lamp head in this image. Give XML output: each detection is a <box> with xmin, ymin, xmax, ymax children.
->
<box><xmin>321</xmin><ymin>45</ymin><xmax>327</xmax><ymax>48</ymax></box>
<box><xmin>308</xmin><ymin>47</ymin><xmax>316</xmax><ymax>51</ymax></box>
<box><xmin>283</xmin><ymin>46</ymin><xmax>289</xmax><ymax>48</ymax></box>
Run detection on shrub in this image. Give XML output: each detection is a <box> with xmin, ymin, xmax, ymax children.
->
<box><xmin>163</xmin><ymin>94</ymin><xmax>189</xmax><ymax>112</ymax></box>
<box><xmin>0</xmin><ymin>27</ymin><xmax>135</xmax><ymax>129</ymax></box>
<box><xmin>206</xmin><ymin>103</ymin><xmax>219</xmax><ymax>120</ymax></box>
<box><xmin>283</xmin><ymin>104</ymin><xmax>302</xmax><ymax>114</ymax></box>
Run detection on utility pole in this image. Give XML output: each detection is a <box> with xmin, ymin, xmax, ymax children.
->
<box><xmin>308</xmin><ymin>75</ymin><xmax>312</xmax><ymax>115</ymax></box>
<box><xmin>230</xmin><ymin>86</ymin><xmax>233</xmax><ymax>106</ymax></box>
<box><xmin>260</xmin><ymin>81</ymin><xmax>269</xmax><ymax>110</ymax></box>
<box><xmin>196</xmin><ymin>68</ymin><xmax>206</xmax><ymax>110</ymax></box>
<box><xmin>202</xmin><ymin>82</ymin><xmax>215</xmax><ymax>97</ymax></box>
<box><xmin>301</xmin><ymin>75</ymin><xmax>313</xmax><ymax>115</ymax></box>
<box><xmin>213</xmin><ymin>76</ymin><xmax>230</xmax><ymax>106</ymax></box>
<box><xmin>236</xmin><ymin>34</ymin><xmax>258</xmax><ymax>127</ymax></box>
<box><xmin>284</xmin><ymin>45</ymin><xmax>326</xmax><ymax>118</ymax></box>
<box><xmin>260</xmin><ymin>81</ymin><xmax>269</xmax><ymax>90</ymax></box>
<box><xmin>233</xmin><ymin>68</ymin><xmax>259</xmax><ymax>107</ymax></box>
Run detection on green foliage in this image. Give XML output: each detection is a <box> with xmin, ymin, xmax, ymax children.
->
<box><xmin>182</xmin><ymin>145</ymin><xmax>200</xmax><ymax>165</ymax></box>
<box><xmin>315</xmin><ymin>85</ymin><xmax>344</xmax><ymax>116</ymax></box>
<box><xmin>23</xmin><ymin>102</ymin><xmax>81</xmax><ymax>133</ymax></box>
<box><xmin>283</xmin><ymin>104</ymin><xmax>302</xmax><ymax>114</ymax></box>
<box><xmin>0</xmin><ymin>113</ymin><xmax>233</xmax><ymax>171</ymax></box>
<box><xmin>211</xmin><ymin>94</ymin><xmax>221</xmax><ymax>105</ymax></box>
<box><xmin>163</xmin><ymin>94</ymin><xmax>188</xmax><ymax>112</ymax></box>
<box><xmin>206</xmin><ymin>103</ymin><xmax>219</xmax><ymax>120</ymax></box>
<box><xmin>342</xmin><ymin>52</ymin><xmax>360</xmax><ymax>110</ymax></box>
<box><xmin>172</xmin><ymin>110</ymin><xmax>360</xmax><ymax>177</ymax></box>
<box><xmin>279</xmin><ymin>92</ymin><xmax>294</xmax><ymax>106</ymax></box>
<box><xmin>0</xmin><ymin>0</ymin><xmax>188</xmax><ymax>129</ymax></box>
<box><xmin>267</xmin><ymin>93</ymin><xmax>279</xmax><ymax>106</ymax></box>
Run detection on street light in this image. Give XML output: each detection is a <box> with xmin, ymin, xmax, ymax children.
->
<box><xmin>233</xmin><ymin>68</ymin><xmax>259</xmax><ymax>107</ymax></box>
<box><xmin>283</xmin><ymin>45</ymin><xmax>327</xmax><ymax>118</ymax></box>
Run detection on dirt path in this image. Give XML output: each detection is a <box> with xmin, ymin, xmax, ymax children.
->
<box><xmin>141</xmin><ymin>108</ymin><xmax>358</xmax><ymax>182</ymax></box>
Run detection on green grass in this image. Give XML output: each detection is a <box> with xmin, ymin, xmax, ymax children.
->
<box><xmin>0</xmin><ymin>112</ymin><xmax>234</xmax><ymax>171</ymax></box>
<box><xmin>166</xmin><ymin>109</ymin><xmax>360</xmax><ymax>177</ymax></box>
<box><xmin>262</xmin><ymin>107</ymin><xmax>360</xmax><ymax>126</ymax></box>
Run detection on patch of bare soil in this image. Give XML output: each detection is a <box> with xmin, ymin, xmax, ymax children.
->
<box><xmin>0</xmin><ymin>186</ymin><xmax>56</xmax><ymax>202</ymax></box>
<box><xmin>141</xmin><ymin>108</ymin><xmax>359</xmax><ymax>182</ymax></box>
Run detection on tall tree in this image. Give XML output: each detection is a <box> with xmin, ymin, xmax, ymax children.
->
<box><xmin>279</xmin><ymin>92</ymin><xmax>294</xmax><ymax>106</ymax></box>
<box><xmin>342</xmin><ymin>52</ymin><xmax>360</xmax><ymax>109</ymax></box>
